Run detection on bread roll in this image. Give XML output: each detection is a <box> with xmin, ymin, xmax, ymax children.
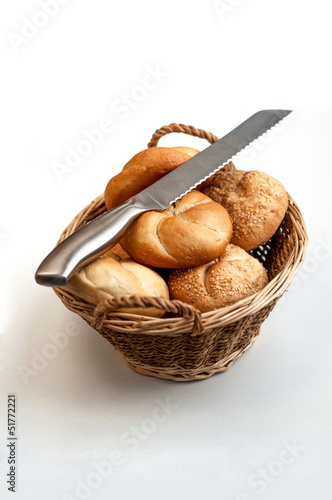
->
<box><xmin>104</xmin><ymin>242</ymin><xmax>129</xmax><ymax>260</ymax></box>
<box><xmin>65</xmin><ymin>252</ymin><xmax>169</xmax><ymax>317</ymax></box>
<box><xmin>202</xmin><ymin>170</ymin><xmax>288</xmax><ymax>250</ymax></box>
<box><xmin>104</xmin><ymin>146</ymin><xmax>199</xmax><ymax>210</ymax></box>
<box><xmin>121</xmin><ymin>190</ymin><xmax>233</xmax><ymax>269</ymax></box>
<box><xmin>168</xmin><ymin>244</ymin><xmax>268</xmax><ymax>312</ymax></box>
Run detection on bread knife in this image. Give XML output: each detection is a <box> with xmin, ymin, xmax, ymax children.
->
<box><xmin>35</xmin><ymin>109</ymin><xmax>291</xmax><ymax>287</ymax></box>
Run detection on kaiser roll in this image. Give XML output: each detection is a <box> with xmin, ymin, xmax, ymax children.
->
<box><xmin>64</xmin><ymin>250</ymin><xmax>169</xmax><ymax>317</ymax></box>
<box><xmin>104</xmin><ymin>146</ymin><xmax>199</xmax><ymax>210</ymax></box>
<box><xmin>121</xmin><ymin>190</ymin><xmax>233</xmax><ymax>269</ymax></box>
<box><xmin>168</xmin><ymin>243</ymin><xmax>268</xmax><ymax>312</ymax></box>
<box><xmin>202</xmin><ymin>170</ymin><xmax>288</xmax><ymax>250</ymax></box>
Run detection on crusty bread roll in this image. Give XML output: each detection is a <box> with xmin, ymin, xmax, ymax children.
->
<box><xmin>121</xmin><ymin>190</ymin><xmax>233</xmax><ymax>269</ymax></box>
<box><xmin>168</xmin><ymin>244</ymin><xmax>268</xmax><ymax>312</ymax></box>
<box><xmin>65</xmin><ymin>251</ymin><xmax>169</xmax><ymax>317</ymax></box>
<box><xmin>104</xmin><ymin>146</ymin><xmax>199</xmax><ymax>210</ymax></box>
<box><xmin>104</xmin><ymin>242</ymin><xmax>129</xmax><ymax>260</ymax></box>
<box><xmin>202</xmin><ymin>170</ymin><xmax>288</xmax><ymax>250</ymax></box>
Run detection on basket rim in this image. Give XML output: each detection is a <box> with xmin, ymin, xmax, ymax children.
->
<box><xmin>54</xmin><ymin>191</ymin><xmax>308</xmax><ymax>337</ymax></box>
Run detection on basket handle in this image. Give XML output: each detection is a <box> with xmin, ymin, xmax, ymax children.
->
<box><xmin>147</xmin><ymin>123</ymin><xmax>219</xmax><ymax>148</ymax></box>
<box><xmin>147</xmin><ymin>123</ymin><xmax>236</xmax><ymax>174</ymax></box>
<box><xmin>93</xmin><ymin>295</ymin><xmax>204</xmax><ymax>335</ymax></box>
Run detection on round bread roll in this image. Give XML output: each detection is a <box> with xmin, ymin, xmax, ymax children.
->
<box><xmin>104</xmin><ymin>146</ymin><xmax>199</xmax><ymax>210</ymax></box>
<box><xmin>202</xmin><ymin>170</ymin><xmax>288</xmax><ymax>250</ymax></box>
<box><xmin>121</xmin><ymin>190</ymin><xmax>233</xmax><ymax>269</ymax></box>
<box><xmin>168</xmin><ymin>244</ymin><xmax>268</xmax><ymax>312</ymax></box>
<box><xmin>65</xmin><ymin>251</ymin><xmax>169</xmax><ymax>317</ymax></box>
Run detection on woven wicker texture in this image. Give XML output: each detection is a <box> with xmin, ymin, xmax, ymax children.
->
<box><xmin>54</xmin><ymin>123</ymin><xmax>308</xmax><ymax>381</ymax></box>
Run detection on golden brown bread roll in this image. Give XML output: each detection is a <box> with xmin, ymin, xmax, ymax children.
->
<box><xmin>104</xmin><ymin>242</ymin><xmax>129</xmax><ymax>260</ymax></box>
<box><xmin>168</xmin><ymin>244</ymin><xmax>268</xmax><ymax>312</ymax></box>
<box><xmin>64</xmin><ymin>251</ymin><xmax>169</xmax><ymax>317</ymax></box>
<box><xmin>121</xmin><ymin>190</ymin><xmax>233</xmax><ymax>269</ymax></box>
<box><xmin>104</xmin><ymin>146</ymin><xmax>199</xmax><ymax>210</ymax></box>
<box><xmin>202</xmin><ymin>170</ymin><xmax>288</xmax><ymax>250</ymax></box>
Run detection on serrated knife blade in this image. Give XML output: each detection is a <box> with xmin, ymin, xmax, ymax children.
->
<box><xmin>146</xmin><ymin>109</ymin><xmax>291</xmax><ymax>207</ymax></box>
<box><xmin>35</xmin><ymin>109</ymin><xmax>292</xmax><ymax>287</ymax></box>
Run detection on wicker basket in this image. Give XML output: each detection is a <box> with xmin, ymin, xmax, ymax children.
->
<box><xmin>54</xmin><ymin>123</ymin><xmax>308</xmax><ymax>381</ymax></box>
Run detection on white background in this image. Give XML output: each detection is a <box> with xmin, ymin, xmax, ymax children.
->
<box><xmin>1</xmin><ymin>1</ymin><xmax>331</xmax><ymax>499</ymax></box>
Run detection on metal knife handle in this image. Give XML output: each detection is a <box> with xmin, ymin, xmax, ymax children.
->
<box><xmin>35</xmin><ymin>192</ymin><xmax>160</xmax><ymax>287</ymax></box>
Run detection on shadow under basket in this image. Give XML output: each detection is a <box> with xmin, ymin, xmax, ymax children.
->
<box><xmin>54</xmin><ymin>123</ymin><xmax>308</xmax><ymax>382</ymax></box>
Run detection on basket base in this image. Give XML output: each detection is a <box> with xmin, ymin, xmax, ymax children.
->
<box><xmin>121</xmin><ymin>334</ymin><xmax>258</xmax><ymax>382</ymax></box>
